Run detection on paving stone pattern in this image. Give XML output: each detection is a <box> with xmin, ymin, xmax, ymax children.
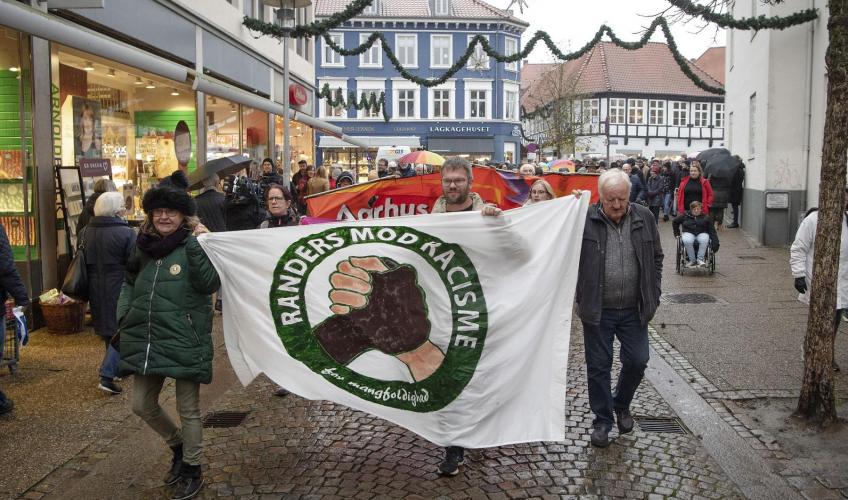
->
<box><xmin>193</xmin><ymin>328</ymin><xmax>739</xmax><ymax>499</ymax></box>
<box><xmin>18</xmin><ymin>323</ymin><xmax>742</xmax><ymax>499</ymax></box>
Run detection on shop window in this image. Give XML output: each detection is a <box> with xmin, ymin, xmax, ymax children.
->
<box><xmin>0</xmin><ymin>27</ymin><xmax>37</xmax><ymax>265</ymax></box>
<box><xmin>206</xmin><ymin>95</ymin><xmax>240</xmax><ymax>163</ymax></box>
<box><xmin>242</xmin><ymin>106</ymin><xmax>269</xmax><ymax>168</ymax></box>
<box><xmin>275</xmin><ymin>116</ymin><xmax>315</xmax><ymax>178</ymax></box>
<box><xmin>54</xmin><ymin>45</ymin><xmax>196</xmax><ymax>218</ymax></box>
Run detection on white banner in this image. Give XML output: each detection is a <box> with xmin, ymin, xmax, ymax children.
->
<box><xmin>198</xmin><ymin>194</ymin><xmax>589</xmax><ymax>448</ymax></box>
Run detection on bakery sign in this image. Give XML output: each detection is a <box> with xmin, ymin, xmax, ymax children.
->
<box><xmin>428</xmin><ymin>126</ymin><xmax>491</xmax><ymax>134</ymax></box>
<box><xmin>289</xmin><ymin>84</ymin><xmax>309</xmax><ymax>107</ymax></box>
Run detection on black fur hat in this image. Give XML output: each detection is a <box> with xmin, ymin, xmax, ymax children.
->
<box><xmin>142</xmin><ymin>170</ymin><xmax>196</xmax><ymax>216</ymax></box>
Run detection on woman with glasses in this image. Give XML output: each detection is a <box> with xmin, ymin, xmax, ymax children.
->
<box><xmin>116</xmin><ymin>171</ymin><xmax>219</xmax><ymax>500</ymax></box>
<box><xmin>525</xmin><ymin>179</ymin><xmax>555</xmax><ymax>205</ymax></box>
<box><xmin>259</xmin><ymin>184</ymin><xmax>299</xmax><ymax>229</ymax></box>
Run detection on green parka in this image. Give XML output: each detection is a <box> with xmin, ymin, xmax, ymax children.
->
<box><xmin>116</xmin><ymin>234</ymin><xmax>220</xmax><ymax>383</ymax></box>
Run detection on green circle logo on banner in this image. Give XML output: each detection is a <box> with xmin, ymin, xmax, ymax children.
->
<box><xmin>270</xmin><ymin>226</ymin><xmax>487</xmax><ymax>412</ymax></box>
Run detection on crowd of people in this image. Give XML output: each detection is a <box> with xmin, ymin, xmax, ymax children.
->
<box><xmin>0</xmin><ymin>145</ymin><xmax>803</xmax><ymax>500</ymax></box>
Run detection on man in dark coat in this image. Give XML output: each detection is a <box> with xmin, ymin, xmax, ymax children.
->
<box><xmin>194</xmin><ymin>174</ymin><xmax>227</xmax><ymax>233</ymax></box>
<box><xmin>576</xmin><ymin>169</ymin><xmax>663</xmax><ymax>448</ymax></box>
<box><xmin>727</xmin><ymin>159</ymin><xmax>745</xmax><ymax>228</ymax></box>
<box><xmin>0</xmin><ymin>222</ymin><xmax>28</xmax><ymax>414</ymax></box>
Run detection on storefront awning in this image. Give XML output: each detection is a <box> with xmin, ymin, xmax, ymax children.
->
<box><xmin>193</xmin><ymin>76</ymin><xmax>368</xmax><ymax>149</ymax></box>
<box><xmin>318</xmin><ymin>136</ymin><xmax>421</xmax><ymax>149</ymax></box>
<box><xmin>0</xmin><ymin>0</ymin><xmax>187</xmax><ymax>82</ymax></box>
<box><xmin>428</xmin><ymin>138</ymin><xmax>493</xmax><ymax>153</ymax></box>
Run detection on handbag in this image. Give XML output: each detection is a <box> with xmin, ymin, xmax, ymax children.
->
<box><xmin>61</xmin><ymin>231</ymin><xmax>89</xmax><ymax>301</ymax></box>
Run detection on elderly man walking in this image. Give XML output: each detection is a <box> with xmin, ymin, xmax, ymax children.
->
<box><xmin>576</xmin><ymin>169</ymin><xmax>664</xmax><ymax>447</ymax></box>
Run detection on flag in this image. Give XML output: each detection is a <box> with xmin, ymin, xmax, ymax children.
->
<box><xmin>198</xmin><ymin>194</ymin><xmax>589</xmax><ymax>448</ymax></box>
<box><xmin>306</xmin><ymin>166</ymin><xmax>598</xmax><ymax>220</ymax></box>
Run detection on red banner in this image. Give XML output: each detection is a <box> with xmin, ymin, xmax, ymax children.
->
<box><xmin>306</xmin><ymin>167</ymin><xmax>599</xmax><ymax>220</ymax></box>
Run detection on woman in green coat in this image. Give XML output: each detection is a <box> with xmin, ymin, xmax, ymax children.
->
<box><xmin>117</xmin><ymin>171</ymin><xmax>219</xmax><ymax>500</ymax></box>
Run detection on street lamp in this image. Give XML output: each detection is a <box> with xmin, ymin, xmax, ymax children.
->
<box><xmin>262</xmin><ymin>0</ymin><xmax>312</xmax><ymax>189</ymax></box>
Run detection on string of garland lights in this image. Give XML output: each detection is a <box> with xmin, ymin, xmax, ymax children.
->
<box><xmin>317</xmin><ymin>83</ymin><xmax>388</xmax><ymax>121</ymax></box>
<box><xmin>243</xmin><ymin>0</ymin><xmax>817</xmax><ymax>122</ymax></box>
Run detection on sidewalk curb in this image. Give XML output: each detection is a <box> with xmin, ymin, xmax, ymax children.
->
<box><xmin>646</xmin><ymin>326</ymin><xmax>802</xmax><ymax>500</ymax></box>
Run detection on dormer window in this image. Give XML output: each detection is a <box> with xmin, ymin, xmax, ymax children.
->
<box><xmin>363</xmin><ymin>0</ymin><xmax>378</xmax><ymax>15</ymax></box>
<box><xmin>434</xmin><ymin>0</ymin><xmax>450</xmax><ymax>16</ymax></box>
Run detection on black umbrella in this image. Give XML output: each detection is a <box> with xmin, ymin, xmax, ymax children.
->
<box><xmin>701</xmin><ymin>152</ymin><xmax>742</xmax><ymax>182</ymax></box>
<box><xmin>696</xmin><ymin>148</ymin><xmax>731</xmax><ymax>165</ymax></box>
<box><xmin>187</xmin><ymin>154</ymin><xmax>252</xmax><ymax>190</ymax></box>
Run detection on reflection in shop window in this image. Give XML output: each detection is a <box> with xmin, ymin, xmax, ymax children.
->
<box><xmin>54</xmin><ymin>45</ymin><xmax>196</xmax><ymax>218</ymax></box>
<box><xmin>275</xmin><ymin>116</ymin><xmax>314</xmax><ymax>179</ymax></box>
<box><xmin>206</xmin><ymin>95</ymin><xmax>240</xmax><ymax>162</ymax></box>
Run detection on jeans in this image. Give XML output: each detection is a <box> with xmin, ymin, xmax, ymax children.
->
<box><xmin>681</xmin><ymin>232</ymin><xmax>710</xmax><ymax>262</ymax></box>
<box><xmin>132</xmin><ymin>374</ymin><xmax>203</xmax><ymax>466</ymax></box>
<box><xmin>731</xmin><ymin>203</ymin><xmax>740</xmax><ymax>225</ymax></box>
<box><xmin>662</xmin><ymin>192</ymin><xmax>673</xmax><ymax>217</ymax></box>
<box><xmin>99</xmin><ymin>337</ymin><xmax>120</xmax><ymax>381</ymax></box>
<box><xmin>582</xmin><ymin>308</ymin><xmax>650</xmax><ymax>429</ymax></box>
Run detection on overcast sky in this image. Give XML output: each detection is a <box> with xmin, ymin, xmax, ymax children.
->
<box><xmin>510</xmin><ymin>0</ymin><xmax>726</xmax><ymax>63</ymax></box>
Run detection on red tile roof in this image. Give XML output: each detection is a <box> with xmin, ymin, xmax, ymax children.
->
<box><xmin>693</xmin><ymin>47</ymin><xmax>725</xmax><ymax>85</ymax></box>
<box><xmin>521</xmin><ymin>41</ymin><xmax>724</xmax><ymax>112</ymax></box>
<box><xmin>315</xmin><ymin>0</ymin><xmax>529</xmax><ymax>26</ymax></box>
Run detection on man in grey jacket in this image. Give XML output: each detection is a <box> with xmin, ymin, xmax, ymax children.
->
<box><xmin>576</xmin><ymin>169</ymin><xmax>663</xmax><ymax>447</ymax></box>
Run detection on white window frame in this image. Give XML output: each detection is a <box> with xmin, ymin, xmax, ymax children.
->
<box><xmin>356</xmin><ymin>79</ymin><xmax>386</xmax><ymax>119</ymax></box>
<box><xmin>359</xmin><ymin>33</ymin><xmax>382</xmax><ymax>68</ymax></box>
<box><xmin>363</xmin><ymin>0</ymin><xmax>378</xmax><ymax>15</ymax></box>
<box><xmin>435</xmin><ymin>0</ymin><xmax>450</xmax><ymax>15</ymax></box>
<box><xmin>428</xmin><ymin>81</ymin><xmax>456</xmax><ymax>119</ymax></box>
<box><xmin>430</xmin><ymin>34</ymin><xmax>453</xmax><ymax>69</ymax></box>
<box><xmin>693</xmin><ymin>102</ymin><xmax>710</xmax><ymax>127</ymax></box>
<box><xmin>395</xmin><ymin>34</ymin><xmax>418</xmax><ymax>68</ymax></box>
<box><xmin>318</xmin><ymin>79</ymin><xmax>348</xmax><ymax>119</ymax></box>
<box><xmin>648</xmin><ymin>100</ymin><xmax>665</xmax><ymax>125</ymax></box>
<box><xmin>466</xmin><ymin>35</ymin><xmax>490</xmax><ymax>70</ymax></box>
<box><xmin>504</xmin><ymin>37</ymin><xmax>518</xmax><ymax>72</ymax></box>
<box><xmin>728</xmin><ymin>111</ymin><xmax>734</xmax><ymax>150</ymax></box>
<box><xmin>671</xmin><ymin>101</ymin><xmax>688</xmax><ymax>127</ymax></box>
<box><xmin>627</xmin><ymin>99</ymin><xmax>646</xmax><ymax>124</ymax></box>
<box><xmin>322</xmin><ymin>32</ymin><xmax>344</xmax><ymax>67</ymax></box>
<box><xmin>392</xmin><ymin>80</ymin><xmax>420</xmax><ymax>119</ymax></box>
<box><xmin>608</xmin><ymin>98</ymin><xmax>625</xmax><ymax>125</ymax></box>
<box><xmin>504</xmin><ymin>82</ymin><xmax>519</xmax><ymax>122</ymax></box>
<box><xmin>464</xmin><ymin>80</ymin><xmax>492</xmax><ymax>120</ymax></box>
<box><xmin>582</xmin><ymin>99</ymin><xmax>599</xmax><ymax>124</ymax></box>
<box><xmin>713</xmin><ymin>103</ymin><xmax>725</xmax><ymax>128</ymax></box>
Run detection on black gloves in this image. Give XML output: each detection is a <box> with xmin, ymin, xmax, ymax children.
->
<box><xmin>794</xmin><ymin>277</ymin><xmax>807</xmax><ymax>294</ymax></box>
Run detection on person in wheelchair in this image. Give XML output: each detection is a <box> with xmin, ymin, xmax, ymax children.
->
<box><xmin>673</xmin><ymin>201</ymin><xmax>719</xmax><ymax>268</ymax></box>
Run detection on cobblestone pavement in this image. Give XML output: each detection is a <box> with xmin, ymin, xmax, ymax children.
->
<box><xmin>23</xmin><ymin>320</ymin><xmax>742</xmax><ymax>499</ymax></box>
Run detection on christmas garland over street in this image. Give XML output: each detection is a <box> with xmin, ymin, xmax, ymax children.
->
<box><xmin>665</xmin><ymin>0</ymin><xmax>818</xmax><ymax>30</ymax></box>
<box><xmin>244</xmin><ymin>0</ymin><xmax>817</xmax><ymax>122</ymax></box>
<box><xmin>243</xmin><ymin>0</ymin><xmax>375</xmax><ymax>39</ymax></box>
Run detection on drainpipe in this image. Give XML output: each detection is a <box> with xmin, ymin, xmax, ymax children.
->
<box><xmin>801</xmin><ymin>0</ymin><xmax>815</xmax><ymax>209</ymax></box>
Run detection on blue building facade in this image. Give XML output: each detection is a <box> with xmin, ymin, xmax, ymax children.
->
<box><xmin>314</xmin><ymin>0</ymin><xmax>528</xmax><ymax>176</ymax></box>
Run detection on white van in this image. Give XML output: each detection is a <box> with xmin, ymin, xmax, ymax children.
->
<box><xmin>375</xmin><ymin>146</ymin><xmax>411</xmax><ymax>165</ymax></box>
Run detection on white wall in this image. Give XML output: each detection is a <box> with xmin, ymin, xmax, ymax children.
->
<box><xmin>725</xmin><ymin>0</ymin><xmax>829</xmax><ymax>201</ymax></box>
<box><xmin>170</xmin><ymin>0</ymin><xmax>315</xmax><ymax>84</ymax></box>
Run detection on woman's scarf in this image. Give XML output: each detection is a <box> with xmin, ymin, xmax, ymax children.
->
<box><xmin>136</xmin><ymin>226</ymin><xmax>190</xmax><ymax>259</ymax></box>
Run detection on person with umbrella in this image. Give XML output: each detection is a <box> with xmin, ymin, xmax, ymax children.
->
<box><xmin>728</xmin><ymin>157</ymin><xmax>745</xmax><ymax>228</ymax></box>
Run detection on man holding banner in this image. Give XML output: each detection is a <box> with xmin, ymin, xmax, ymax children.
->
<box><xmin>198</xmin><ymin>156</ymin><xmax>589</xmax><ymax>482</ymax></box>
<box><xmin>576</xmin><ymin>169</ymin><xmax>664</xmax><ymax>448</ymax></box>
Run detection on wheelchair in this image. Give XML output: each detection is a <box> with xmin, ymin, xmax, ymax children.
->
<box><xmin>675</xmin><ymin>234</ymin><xmax>716</xmax><ymax>275</ymax></box>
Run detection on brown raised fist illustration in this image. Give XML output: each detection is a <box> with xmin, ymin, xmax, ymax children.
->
<box><xmin>314</xmin><ymin>256</ymin><xmax>445</xmax><ymax>381</ymax></box>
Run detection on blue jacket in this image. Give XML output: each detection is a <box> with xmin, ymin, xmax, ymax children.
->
<box><xmin>629</xmin><ymin>173</ymin><xmax>646</xmax><ymax>203</ymax></box>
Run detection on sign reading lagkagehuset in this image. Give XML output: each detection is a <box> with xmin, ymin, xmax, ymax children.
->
<box><xmin>270</xmin><ymin>226</ymin><xmax>487</xmax><ymax>412</ymax></box>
